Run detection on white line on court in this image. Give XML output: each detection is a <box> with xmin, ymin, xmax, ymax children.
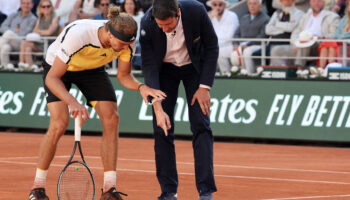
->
<box><xmin>262</xmin><ymin>194</ymin><xmax>350</xmax><ymax>200</ymax></box>
<box><xmin>1</xmin><ymin>156</ymin><xmax>350</xmax><ymax>175</ymax></box>
<box><xmin>0</xmin><ymin>160</ymin><xmax>349</xmax><ymax>185</ymax></box>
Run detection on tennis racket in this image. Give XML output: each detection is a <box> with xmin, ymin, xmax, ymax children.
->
<box><xmin>57</xmin><ymin>118</ymin><xmax>96</xmax><ymax>200</ymax></box>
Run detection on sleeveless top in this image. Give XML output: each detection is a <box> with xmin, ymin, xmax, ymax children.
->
<box><xmin>38</xmin><ymin>15</ymin><xmax>59</xmax><ymax>36</ymax></box>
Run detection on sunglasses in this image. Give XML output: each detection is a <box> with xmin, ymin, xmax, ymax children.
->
<box><xmin>100</xmin><ymin>3</ymin><xmax>110</xmax><ymax>6</ymax></box>
<box><xmin>212</xmin><ymin>3</ymin><xmax>224</xmax><ymax>7</ymax></box>
<box><xmin>41</xmin><ymin>5</ymin><xmax>51</xmax><ymax>8</ymax></box>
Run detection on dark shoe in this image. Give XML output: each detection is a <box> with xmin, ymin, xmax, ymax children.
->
<box><xmin>199</xmin><ymin>193</ymin><xmax>212</xmax><ymax>200</ymax></box>
<box><xmin>28</xmin><ymin>188</ymin><xmax>49</xmax><ymax>200</ymax></box>
<box><xmin>100</xmin><ymin>187</ymin><xmax>127</xmax><ymax>200</ymax></box>
<box><xmin>158</xmin><ymin>192</ymin><xmax>177</xmax><ymax>200</ymax></box>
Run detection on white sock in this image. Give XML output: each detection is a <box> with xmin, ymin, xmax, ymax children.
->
<box><xmin>33</xmin><ymin>168</ymin><xmax>48</xmax><ymax>189</ymax></box>
<box><xmin>103</xmin><ymin>171</ymin><xmax>116</xmax><ymax>192</ymax></box>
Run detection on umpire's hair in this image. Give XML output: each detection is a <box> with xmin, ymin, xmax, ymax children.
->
<box><xmin>105</xmin><ymin>5</ymin><xmax>137</xmax><ymax>38</ymax></box>
<box><xmin>152</xmin><ymin>0</ymin><xmax>179</xmax><ymax>20</ymax></box>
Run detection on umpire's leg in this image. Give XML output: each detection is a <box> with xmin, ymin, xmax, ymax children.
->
<box><xmin>182</xmin><ymin>65</ymin><xmax>217</xmax><ymax>195</ymax></box>
<box><xmin>152</xmin><ymin>64</ymin><xmax>181</xmax><ymax>194</ymax></box>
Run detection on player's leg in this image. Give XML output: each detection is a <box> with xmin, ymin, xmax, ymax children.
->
<box><xmin>94</xmin><ymin>101</ymin><xmax>128</xmax><ymax>199</ymax></box>
<box><xmin>94</xmin><ymin>101</ymin><xmax>119</xmax><ymax>190</ymax></box>
<box><xmin>75</xmin><ymin>66</ymin><xmax>124</xmax><ymax>198</ymax></box>
<box><xmin>30</xmin><ymin>101</ymin><xmax>69</xmax><ymax>199</ymax></box>
<box><xmin>182</xmin><ymin>65</ymin><xmax>217</xmax><ymax>199</ymax></box>
<box><xmin>37</xmin><ymin>102</ymin><xmax>70</xmax><ymax>170</ymax></box>
<box><xmin>29</xmin><ymin>61</ymin><xmax>72</xmax><ymax>200</ymax></box>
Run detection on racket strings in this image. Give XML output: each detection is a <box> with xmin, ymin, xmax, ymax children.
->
<box><xmin>59</xmin><ymin>163</ymin><xmax>94</xmax><ymax>200</ymax></box>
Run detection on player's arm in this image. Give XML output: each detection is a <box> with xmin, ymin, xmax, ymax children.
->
<box><xmin>46</xmin><ymin>57</ymin><xmax>90</xmax><ymax>124</ymax></box>
<box><xmin>116</xmin><ymin>59</ymin><xmax>167</xmax><ymax>104</ymax></box>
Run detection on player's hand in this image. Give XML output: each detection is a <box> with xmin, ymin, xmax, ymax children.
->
<box><xmin>69</xmin><ymin>101</ymin><xmax>90</xmax><ymax>126</ymax></box>
<box><xmin>154</xmin><ymin>109</ymin><xmax>171</xmax><ymax>136</ymax></box>
<box><xmin>139</xmin><ymin>84</ymin><xmax>167</xmax><ymax>104</ymax></box>
<box><xmin>191</xmin><ymin>87</ymin><xmax>211</xmax><ymax>116</ymax></box>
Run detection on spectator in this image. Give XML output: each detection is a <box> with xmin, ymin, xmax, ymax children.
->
<box><xmin>93</xmin><ymin>0</ymin><xmax>110</xmax><ymax>20</ymax></box>
<box><xmin>233</xmin><ymin>0</ymin><xmax>269</xmax><ymax>74</ymax></box>
<box><xmin>292</xmin><ymin>0</ymin><xmax>339</xmax><ymax>70</ymax></box>
<box><xmin>0</xmin><ymin>0</ymin><xmax>36</xmax><ymax>69</ymax></box>
<box><xmin>51</xmin><ymin>0</ymin><xmax>77</xmax><ymax>26</ymax></box>
<box><xmin>18</xmin><ymin>0</ymin><xmax>59</xmax><ymax>71</ymax></box>
<box><xmin>334</xmin><ymin>0</ymin><xmax>350</xmax><ymax>59</ymax></box>
<box><xmin>270</xmin><ymin>0</ymin><xmax>339</xmax><ymax>69</ymax></box>
<box><xmin>68</xmin><ymin>0</ymin><xmax>100</xmax><ymax>24</ymax></box>
<box><xmin>208</xmin><ymin>0</ymin><xmax>239</xmax><ymax>73</ymax></box>
<box><xmin>257</xmin><ymin>0</ymin><xmax>304</xmax><ymax>66</ymax></box>
<box><xmin>121</xmin><ymin>0</ymin><xmax>144</xmax><ymax>70</ymax></box>
<box><xmin>319</xmin><ymin>0</ymin><xmax>350</xmax><ymax>68</ymax></box>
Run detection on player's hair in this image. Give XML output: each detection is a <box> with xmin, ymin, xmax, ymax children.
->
<box><xmin>105</xmin><ymin>5</ymin><xmax>137</xmax><ymax>38</ymax></box>
<box><xmin>152</xmin><ymin>0</ymin><xmax>179</xmax><ymax>20</ymax></box>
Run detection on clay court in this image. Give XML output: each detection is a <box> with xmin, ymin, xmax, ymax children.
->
<box><xmin>0</xmin><ymin>131</ymin><xmax>350</xmax><ymax>200</ymax></box>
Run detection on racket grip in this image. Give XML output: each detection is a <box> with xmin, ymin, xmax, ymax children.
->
<box><xmin>75</xmin><ymin>118</ymin><xmax>81</xmax><ymax>141</ymax></box>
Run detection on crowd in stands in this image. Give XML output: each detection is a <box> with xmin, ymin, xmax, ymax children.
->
<box><xmin>0</xmin><ymin>0</ymin><xmax>349</xmax><ymax>78</ymax></box>
<box><xmin>209</xmin><ymin>0</ymin><xmax>348</xmax><ymax>78</ymax></box>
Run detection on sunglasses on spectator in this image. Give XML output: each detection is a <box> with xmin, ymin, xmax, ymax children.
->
<box><xmin>100</xmin><ymin>3</ymin><xmax>110</xmax><ymax>6</ymax></box>
<box><xmin>41</xmin><ymin>5</ymin><xmax>51</xmax><ymax>8</ymax></box>
<box><xmin>212</xmin><ymin>3</ymin><xmax>224</xmax><ymax>7</ymax></box>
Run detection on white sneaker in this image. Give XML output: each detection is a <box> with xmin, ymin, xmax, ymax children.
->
<box><xmin>18</xmin><ymin>62</ymin><xmax>29</xmax><ymax>69</ymax></box>
<box><xmin>301</xmin><ymin>69</ymin><xmax>309</xmax><ymax>76</ymax></box>
<box><xmin>256</xmin><ymin>66</ymin><xmax>264</xmax><ymax>74</ymax></box>
<box><xmin>30</xmin><ymin>64</ymin><xmax>40</xmax><ymax>72</ymax></box>
<box><xmin>240</xmin><ymin>68</ymin><xmax>248</xmax><ymax>75</ymax></box>
<box><xmin>230</xmin><ymin>66</ymin><xmax>240</xmax><ymax>76</ymax></box>
<box><xmin>317</xmin><ymin>68</ymin><xmax>324</xmax><ymax>75</ymax></box>
<box><xmin>296</xmin><ymin>69</ymin><xmax>303</xmax><ymax>76</ymax></box>
<box><xmin>5</xmin><ymin>63</ymin><xmax>15</xmax><ymax>70</ymax></box>
<box><xmin>222</xmin><ymin>72</ymin><xmax>231</xmax><ymax>77</ymax></box>
<box><xmin>309</xmin><ymin>67</ymin><xmax>318</xmax><ymax>75</ymax></box>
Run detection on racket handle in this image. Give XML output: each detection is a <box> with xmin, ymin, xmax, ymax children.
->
<box><xmin>75</xmin><ymin>117</ymin><xmax>81</xmax><ymax>141</ymax></box>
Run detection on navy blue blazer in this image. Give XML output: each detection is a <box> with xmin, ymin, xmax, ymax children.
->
<box><xmin>139</xmin><ymin>0</ymin><xmax>219</xmax><ymax>90</ymax></box>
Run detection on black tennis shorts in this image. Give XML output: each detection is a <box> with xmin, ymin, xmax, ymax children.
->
<box><xmin>42</xmin><ymin>61</ymin><xmax>117</xmax><ymax>107</ymax></box>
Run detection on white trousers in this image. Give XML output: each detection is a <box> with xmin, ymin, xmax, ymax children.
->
<box><xmin>0</xmin><ymin>30</ymin><xmax>21</xmax><ymax>66</ymax></box>
<box><xmin>242</xmin><ymin>45</ymin><xmax>260</xmax><ymax>74</ymax></box>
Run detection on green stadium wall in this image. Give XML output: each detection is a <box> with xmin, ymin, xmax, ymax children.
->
<box><xmin>1</xmin><ymin>72</ymin><xmax>350</xmax><ymax>142</ymax></box>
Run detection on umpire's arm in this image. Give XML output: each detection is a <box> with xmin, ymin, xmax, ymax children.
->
<box><xmin>198</xmin><ymin>3</ymin><xmax>219</xmax><ymax>88</ymax></box>
<box><xmin>139</xmin><ymin>15</ymin><xmax>161</xmax><ymax>91</ymax></box>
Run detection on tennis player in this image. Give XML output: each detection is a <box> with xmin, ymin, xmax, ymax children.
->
<box><xmin>28</xmin><ymin>5</ymin><xmax>166</xmax><ymax>200</ymax></box>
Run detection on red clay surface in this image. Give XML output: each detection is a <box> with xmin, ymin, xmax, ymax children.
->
<box><xmin>0</xmin><ymin>132</ymin><xmax>350</xmax><ymax>200</ymax></box>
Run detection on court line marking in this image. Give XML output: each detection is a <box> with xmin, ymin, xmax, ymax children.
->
<box><xmin>262</xmin><ymin>194</ymin><xmax>350</xmax><ymax>200</ymax></box>
<box><xmin>1</xmin><ymin>156</ymin><xmax>349</xmax><ymax>175</ymax></box>
<box><xmin>0</xmin><ymin>160</ymin><xmax>349</xmax><ymax>185</ymax></box>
